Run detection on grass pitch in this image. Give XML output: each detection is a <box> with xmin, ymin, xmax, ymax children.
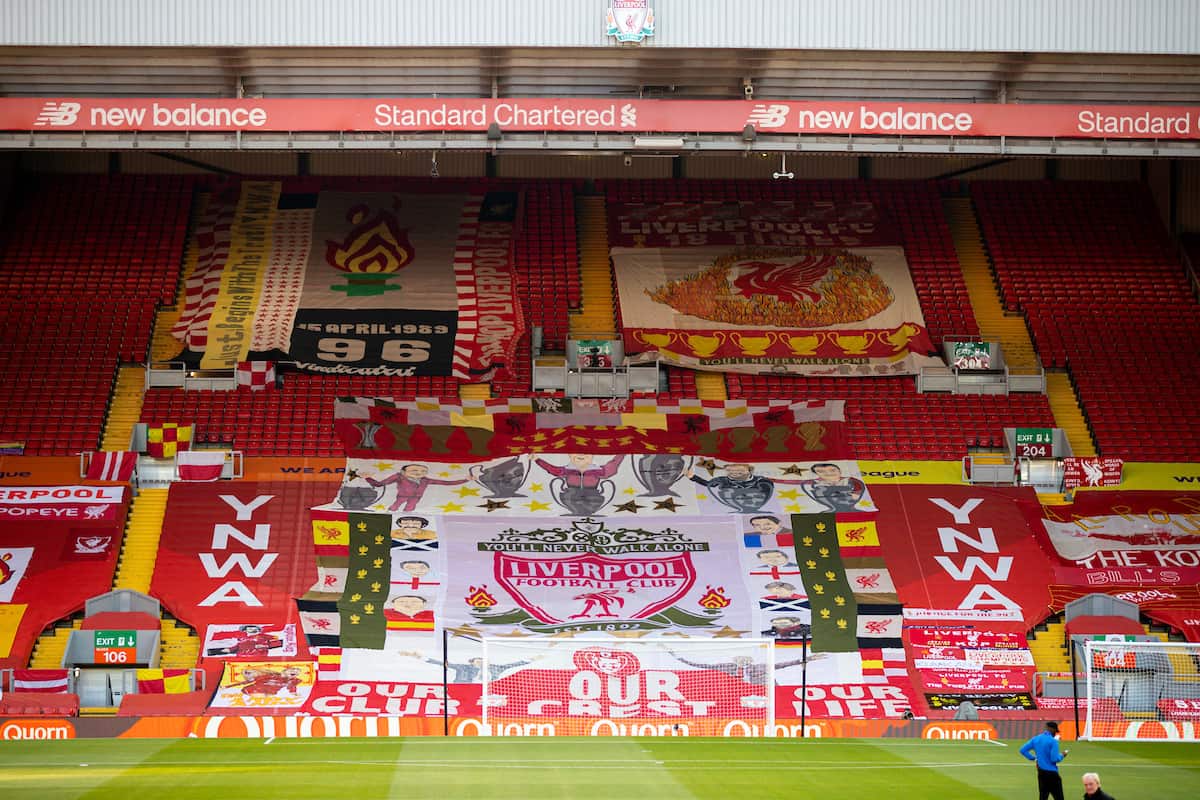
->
<box><xmin>0</xmin><ymin>737</ymin><xmax>1197</xmax><ymax>799</ymax></box>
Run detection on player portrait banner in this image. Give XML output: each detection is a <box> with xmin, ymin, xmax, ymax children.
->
<box><xmin>871</xmin><ymin>485</ymin><xmax>1057</xmax><ymax>629</ymax></box>
<box><xmin>610</xmin><ymin>234</ymin><xmax>939</xmax><ymax>376</ymax></box>
<box><xmin>182</xmin><ymin>182</ymin><xmax>524</xmax><ymax>380</ymax></box>
<box><xmin>209</xmin><ymin>661</ymin><xmax>317</xmax><ymax>712</ymax></box>
<box><xmin>149</xmin><ymin>481</ymin><xmax>339</xmax><ymax>647</ymax></box>
<box><xmin>333</xmin><ymin>396</ymin><xmax>852</xmax><ymax>462</ymax></box>
<box><xmin>202</xmin><ymin>623</ymin><xmax>298</xmax><ymax>659</ymax></box>
<box><xmin>322</xmin><ymin>456</ymin><xmax>874</xmax><ymax>519</ymax></box>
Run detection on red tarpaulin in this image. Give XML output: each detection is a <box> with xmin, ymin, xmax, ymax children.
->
<box><xmin>0</xmin><ymin>486</ymin><xmax>128</xmax><ymax>669</ymax></box>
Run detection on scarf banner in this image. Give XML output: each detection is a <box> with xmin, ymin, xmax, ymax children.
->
<box><xmin>150</xmin><ymin>481</ymin><xmax>338</xmax><ymax>658</ymax></box>
<box><xmin>610</xmin><ymin>236</ymin><xmax>940</xmax><ymax>376</ymax></box>
<box><xmin>322</xmin><ymin>456</ymin><xmax>873</xmax><ymax>519</ymax></box>
<box><xmin>181</xmin><ymin>183</ymin><xmax>524</xmax><ymax>381</ymax></box>
<box><xmin>334</xmin><ymin>396</ymin><xmax>851</xmax><ymax>462</ymax></box>
<box><xmin>872</xmin><ymin>485</ymin><xmax>1056</xmax><ymax>630</ymax></box>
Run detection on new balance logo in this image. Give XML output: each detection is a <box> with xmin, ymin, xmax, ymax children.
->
<box><xmin>34</xmin><ymin>102</ymin><xmax>81</xmax><ymax>127</ymax></box>
<box><xmin>745</xmin><ymin>104</ymin><xmax>790</xmax><ymax>129</ymax></box>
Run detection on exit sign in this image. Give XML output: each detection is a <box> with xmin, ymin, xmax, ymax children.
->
<box><xmin>93</xmin><ymin>630</ymin><xmax>137</xmax><ymax>664</ymax></box>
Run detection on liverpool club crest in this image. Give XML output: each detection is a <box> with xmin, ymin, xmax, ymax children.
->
<box><xmin>605</xmin><ymin>0</ymin><xmax>655</xmax><ymax>43</ymax></box>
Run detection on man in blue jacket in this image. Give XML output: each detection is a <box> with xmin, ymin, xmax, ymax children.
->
<box><xmin>1020</xmin><ymin>721</ymin><xmax>1069</xmax><ymax>800</ymax></box>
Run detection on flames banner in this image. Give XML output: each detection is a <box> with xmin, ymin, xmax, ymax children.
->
<box><xmin>1039</xmin><ymin>491</ymin><xmax>1200</xmax><ymax>562</ymax></box>
<box><xmin>608</xmin><ymin>202</ymin><xmax>939</xmax><ymax>376</ymax></box>
<box><xmin>333</xmin><ymin>396</ymin><xmax>852</xmax><ymax>463</ymax></box>
<box><xmin>179</xmin><ymin>182</ymin><xmax>524</xmax><ymax>381</ymax></box>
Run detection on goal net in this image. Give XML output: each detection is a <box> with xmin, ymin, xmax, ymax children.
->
<box><xmin>480</xmin><ymin>637</ymin><xmax>776</xmax><ymax>737</ymax></box>
<box><xmin>1081</xmin><ymin>639</ymin><xmax>1200</xmax><ymax>741</ymax></box>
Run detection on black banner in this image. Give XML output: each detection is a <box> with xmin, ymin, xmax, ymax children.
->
<box><xmin>288</xmin><ymin>309</ymin><xmax>458</xmax><ymax>376</ymax></box>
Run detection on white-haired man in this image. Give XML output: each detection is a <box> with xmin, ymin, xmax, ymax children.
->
<box><xmin>1081</xmin><ymin>772</ymin><xmax>1115</xmax><ymax>800</ymax></box>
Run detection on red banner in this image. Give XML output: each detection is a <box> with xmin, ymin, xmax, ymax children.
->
<box><xmin>918</xmin><ymin>669</ymin><xmax>1031</xmax><ymax>693</ymax></box>
<box><xmin>907</xmin><ymin>629</ymin><xmax>1027</xmax><ymax>649</ymax></box>
<box><xmin>0</xmin><ymin>487</ymin><xmax>128</xmax><ymax>669</ymax></box>
<box><xmin>149</xmin><ymin>482</ymin><xmax>338</xmax><ymax>661</ymax></box>
<box><xmin>872</xmin><ymin>485</ymin><xmax>1056</xmax><ymax>630</ymax></box>
<box><xmin>3</xmin><ymin>98</ymin><xmax>1198</xmax><ymax>140</ymax></box>
<box><xmin>1159</xmin><ymin>698</ymin><xmax>1200</xmax><ymax>720</ymax></box>
<box><xmin>1061</xmin><ymin>458</ymin><xmax>1124</xmax><ymax>489</ymax></box>
<box><xmin>301</xmin><ymin>681</ymin><xmax>481</xmax><ymax>717</ymax></box>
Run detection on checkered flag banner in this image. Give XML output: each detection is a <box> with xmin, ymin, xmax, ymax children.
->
<box><xmin>236</xmin><ymin>361</ymin><xmax>276</xmax><ymax>391</ymax></box>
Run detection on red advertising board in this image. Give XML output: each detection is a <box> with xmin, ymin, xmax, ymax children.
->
<box><xmin>3</xmin><ymin>98</ymin><xmax>1198</xmax><ymax>140</ymax></box>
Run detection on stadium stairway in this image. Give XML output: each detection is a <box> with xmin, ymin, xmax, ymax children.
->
<box><xmin>111</xmin><ymin>488</ymin><xmax>202</xmax><ymax>669</ymax></box>
<box><xmin>694</xmin><ymin>371</ymin><xmax>728</xmax><ymax>401</ymax></box>
<box><xmin>571</xmin><ymin>196</ymin><xmax>619</xmax><ymax>340</ymax></box>
<box><xmin>459</xmin><ymin>383</ymin><xmax>492</xmax><ymax>402</ymax></box>
<box><xmin>112</xmin><ymin>488</ymin><xmax>169</xmax><ymax>595</ymax></box>
<box><xmin>1028</xmin><ymin>619</ymin><xmax>1073</xmax><ymax>675</ymax></box>
<box><xmin>100</xmin><ymin>365</ymin><xmax>147</xmax><ymax>451</ymax></box>
<box><xmin>944</xmin><ymin>197</ymin><xmax>1039</xmax><ymax>370</ymax></box>
<box><xmin>28</xmin><ymin>616</ymin><xmax>81</xmax><ymax>670</ymax></box>
<box><xmin>946</xmin><ymin>197</ymin><xmax>1096</xmax><ymax>457</ymax></box>
<box><xmin>1045</xmin><ymin>373</ymin><xmax>1097</xmax><ymax>457</ymax></box>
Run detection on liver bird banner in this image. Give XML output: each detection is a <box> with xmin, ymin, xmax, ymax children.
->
<box><xmin>608</xmin><ymin>201</ymin><xmax>939</xmax><ymax>376</ymax></box>
<box><xmin>178</xmin><ymin>182</ymin><xmax>524</xmax><ymax>381</ymax></box>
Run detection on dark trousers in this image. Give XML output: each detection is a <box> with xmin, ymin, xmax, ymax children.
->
<box><xmin>1036</xmin><ymin>768</ymin><xmax>1064</xmax><ymax>800</ymax></box>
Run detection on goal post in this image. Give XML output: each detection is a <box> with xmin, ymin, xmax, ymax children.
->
<box><xmin>480</xmin><ymin>637</ymin><xmax>776</xmax><ymax>737</ymax></box>
<box><xmin>1080</xmin><ymin>639</ymin><xmax>1200</xmax><ymax>742</ymax></box>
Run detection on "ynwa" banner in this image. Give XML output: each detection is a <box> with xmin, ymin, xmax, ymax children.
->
<box><xmin>181</xmin><ymin>183</ymin><xmax>523</xmax><ymax>381</ymax></box>
<box><xmin>611</xmin><ymin>238</ymin><xmax>939</xmax><ymax>376</ymax></box>
<box><xmin>6</xmin><ymin>98</ymin><xmax>1200</xmax><ymax>140</ymax></box>
<box><xmin>150</xmin><ymin>482</ymin><xmax>339</xmax><ymax>657</ymax></box>
<box><xmin>872</xmin><ymin>485</ymin><xmax>1056</xmax><ymax>630</ymax></box>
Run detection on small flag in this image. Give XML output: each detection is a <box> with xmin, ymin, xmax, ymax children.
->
<box><xmin>314</xmin><ymin>647</ymin><xmax>343</xmax><ymax>678</ymax></box>
<box><xmin>177</xmin><ymin>450</ymin><xmax>226</xmax><ymax>481</ymax></box>
<box><xmin>12</xmin><ymin>669</ymin><xmax>69</xmax><ymax>693</ymax></box>
<box><xmin>85</xmin><ymin>451</ymin><xmax>138</xmax><ymax>482</ymax></box>
<box><xmin>136</xmin><ymin>668</ymin><xmax>192</xmax><ymax>694</ymax></box>
<box><xmin>856</xmin><ymin>604</ymin><xmax>905</xmax><ymax>649</ymax></box>
<box><xmin>236</xmin><ymin>361</ymin><xmax>277</xmax><ymax>391</ymax></box>
<box><xmin>145</xmin><ymin>423</ymin><xmax>193</xmax><ymax>459</ymax></box>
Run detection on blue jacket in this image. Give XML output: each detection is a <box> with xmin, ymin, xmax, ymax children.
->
<box><xmin>1020</xmin><ymin>731</ymin><xmax>1065</xmax><ymax>771</ymax></box>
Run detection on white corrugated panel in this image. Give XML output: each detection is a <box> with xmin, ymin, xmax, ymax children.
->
<box><xmin>2</xmin><ymin>0</ymin><xmax>1197</xmax><ymax>53</ymax></box>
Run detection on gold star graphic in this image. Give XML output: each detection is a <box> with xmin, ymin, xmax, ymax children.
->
<box><xmin>481</xmin><ymin>499</ymin><xmax>510</xmax><ymax>512</ymax></box>
<box><xmin>653</xmin><ymin>497</ymin><xmax>682</xmax><ymax>512</ymax></box>
<box><xmin>712</xmin><ymin>626</ymin><xmax>748</xmax><ymax>638</ymax></box>
<box><xmin>439</xmin><ymin>502</ymin><xmax>465</xmax><ymax>513</ymax></box>
<box><xmin>528</xmin><ymin>482</ymin><xmax>544</xmax><ymax>493</ymax></box>
<box><xmin>781</xmin><ymin>464</ymin><xmax>805</xmax><ymax>476</ymax></box>
<box><xmin>455</xmin><ymin>486</ymin><xmax>481</xmax><ymax>497</ymax></box>
<box><xmin>373</xmin><ymin>461</ymin><xmax>396</xmax><ymax>472</ymax></box>
<box><xmin>778</xmin><ymin>489</ymin><xmax>800</xmax><ymax>500</ymax></box>
<box><xmin>525</xmin><ymin>500</ymin><xmax>552</xmax><ymax>512</ymax></box>
<box><xmin>614</xmin><ymin>500</ymin><xmax>643</xmax><ymax>514</ymax></box>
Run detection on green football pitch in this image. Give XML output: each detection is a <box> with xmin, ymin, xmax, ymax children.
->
<box><xmin>1</xmin><ymin>737</ymin><xmax>1197</xmax><ymax>799</ymax></box>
